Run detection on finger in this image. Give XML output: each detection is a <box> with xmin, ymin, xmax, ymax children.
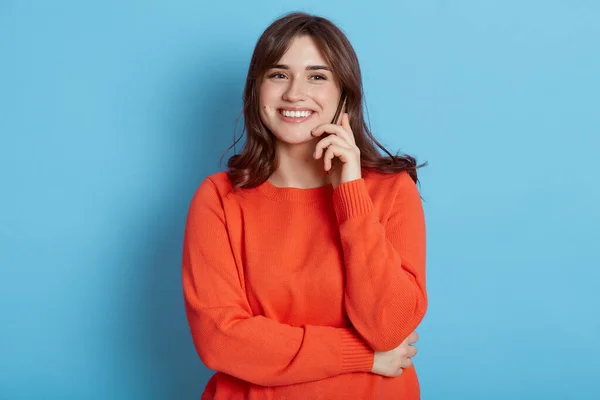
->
<box><xmin>323</xmin><ymin>144</ymin><xmax>352</xmax><ymax>172</ymax></box>
<box><xmin>407</xmin><ymin>345</ymin><xmax>418</xmax><ymax>358</ymax></box>
<box><xmin>407</xmin><ymin>331</ymin><xmax>419</xmax><ymax>344</ymax></box>
<box><xmin>311</xmin><ymin>123</ymin><xmax>353</xmax><ymax>144</ymax></box>
<box><xmin>313</xmin><ymin>137</ymin><xmax>332</xmax><ymax>160</ymax></box>
<box><xmin>341</xmin><ymin>113</ymin><xmax>355</xmax><ymax>144</ymax></box>
<box><xmin>401</xmin><ymin>357</ymin><xmax>413</xmax><ymax>369</ymax></box>
<box><xmin>311</xmin><ymin>123</ymin><xmax>348</xmax><ymax>139</ymax></box>
<box><xmin>323</xmin><ymin>145</ymin><xmax>335</xmax><ymax>172</ymax></box>
<box><xmin>313</xmin><ymin>136</ymin><xmax>348</xmax><ymax>160</ymax></box>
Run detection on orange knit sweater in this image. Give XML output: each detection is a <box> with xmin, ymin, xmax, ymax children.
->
<box><xmin>182</xmin><ymin>170</ymin><xmax>427</xmax><ymax>399</ymax></box>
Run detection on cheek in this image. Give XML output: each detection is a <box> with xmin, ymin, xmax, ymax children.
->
<box><xmin>262</xmin><ymin>105</ymin><xmax>275</xmax><ymax>120</ymax></box>
<box><xmin>258</xmin><ymin>104</ymin><xmax>270</xmax><ymax>127</ymax></box>
<box><xmin>260</xmin><ymin>87</ymin><xmax>279</xmax><ymax>114</ymax></box>
<box><xmin>259</xmin><ymin>100</ymin><xmax>274</xmax><ymax>115</ymax></box>
<box><xmin>315</xmin><ymin>86</ymin><xmax>342</xmax><ymax>108</ymax></box>
<box><xmin>315</xmin><ymin>93</ymin><xmax>341</xmax><ymax>119</ymax></box>
<box><xmin>258</xmin><ymin>87</ymin><xmax>271</xmax><ymax>110</ymax></box>
<box><xmin>258</xmin><ymin>101</ymin><xmax>276</xmax><ymax>126</ymax></box>
<box><xmin>260</xmin><ymin>81</ymin><xmax>279</xmax><ymax>101</ymax></box>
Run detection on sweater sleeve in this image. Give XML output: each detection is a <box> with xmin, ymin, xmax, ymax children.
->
<box><xmin>332</xmin><ymin>172</ymin><xmax>428</xmax><ymax>352</ymax></box>
<box><xmin>182</xmin><ymin>177</ymin><xmax>374</xmax><ymax>387</ymax></box>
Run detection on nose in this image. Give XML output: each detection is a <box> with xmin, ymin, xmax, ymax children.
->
<box><xmin>282</xmin><ymin>78</ymin><xmax>306</xmax><ymax>102</ymax></box>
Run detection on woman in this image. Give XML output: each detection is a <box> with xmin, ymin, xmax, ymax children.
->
<box><xmin>183</xmin><ymin>12</ymin><xmax>427</xmax><ymax>399</ymax></box>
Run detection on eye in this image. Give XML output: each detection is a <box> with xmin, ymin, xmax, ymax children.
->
<box><xmin>267</xmin><ymin>72</ymin><xmax>287</xmax><ymax>79</ymax></box>
<box><xmin>310</xmin><ymin>74</ymin><xmax>327</xmax><ymax>81</ymax></box>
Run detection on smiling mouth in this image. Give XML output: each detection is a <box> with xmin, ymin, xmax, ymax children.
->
<box><xmin>277</xmin><ymin>109</ymin><xmax>315</xmax><ymax>124</ymax></box>
<box><xmin>278</xmin><ymin>109</ymin><xmax>314</xmax><ymax>118</ymax></box>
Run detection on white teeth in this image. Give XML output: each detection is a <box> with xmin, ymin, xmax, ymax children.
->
<box><xmin>280</xmin><ymin>110</ymin><xmax>312</xmax><ymax>118</ymax></box>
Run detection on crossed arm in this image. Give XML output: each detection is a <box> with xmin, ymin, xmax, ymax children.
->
<box><xmin>182</xmin><ymin>174</ymin><xmax>426</xmax><ymax>386</ymax></box>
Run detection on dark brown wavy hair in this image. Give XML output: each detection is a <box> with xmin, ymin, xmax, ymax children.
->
<box><xmin>225</xmin><ymin>11</ymin><xmax>426</xmax><ymax>188</ymax></box>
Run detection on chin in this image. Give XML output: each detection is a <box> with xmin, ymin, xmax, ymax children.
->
<box><xmin>266</xmin><ymin>122</ymin><xmax>311</xmax><ymax>143</ymax></box>
<box><xmin>273</xmin><ymin>132</ymin><xmax>314</xmax><ymax>146</ymax></box>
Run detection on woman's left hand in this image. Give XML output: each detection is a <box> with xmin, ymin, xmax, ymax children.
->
<box><xmin>312</xmin><ymin>112</ymin><xmax>362</xmax><ymax>188</ymax></box>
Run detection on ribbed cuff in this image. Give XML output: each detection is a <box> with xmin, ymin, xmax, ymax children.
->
<box><xmin>339</xmin><ymin>329</ymin><xmax>374</xmax><ymax>373</ymax></box>
<box><xmin>332</xmin><ymin>179</ymin><xmax>374</xmax><ymax>223</ymax></box>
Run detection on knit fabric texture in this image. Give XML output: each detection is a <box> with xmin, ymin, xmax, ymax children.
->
<box><xmin>182</xmin><ymin>170</ymin><xmax>427</xmax><ymax>399</ymax></box>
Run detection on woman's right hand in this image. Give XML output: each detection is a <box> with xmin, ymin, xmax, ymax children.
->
<box><xmin>371</xmin><ymin>331</ymin><xmax>419</xmax><ymax>377</ymax></box>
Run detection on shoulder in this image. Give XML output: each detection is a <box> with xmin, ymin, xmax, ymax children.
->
<box><xmin>362</xmin><ymin>171</ymin><xmax>425</xmax><ymax>230</ymax></box>
<box><xmin>204</xmin><ymin>171</ymin><xmax>233</xmax><ymax>193</ymax></box>
<box><xmin>364</xmin><ymin>170</ymin><xmax>420</xmax><ymax>198</ymax></box>
<box><xmin>194</xmin><ymin>171</ymin><xmax>233</xmax><ymax>198</ymax></box>
<box><xmin>363</xmin><ymin>170</ymin><xmax>423</xmax><ymax>218</ymax></box>
<box><xmin>188</xmin><ymin>170</ymin><xmax>234</xmax><ymax>213</ymax></box>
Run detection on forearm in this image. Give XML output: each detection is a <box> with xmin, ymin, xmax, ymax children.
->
<box><xmin>339</xmin><ymin>214</ymin><xmax>427</xmax><ymax>350</ymax></box>
<box><xmin>333</xmin><ymin>176</ymin><xmax>428</xmax><ymax>351</ymax></box>
<box><xmin>184</xmin><ymin>299</ymin><xmax>374</xmax><ymax>386</ymax></box>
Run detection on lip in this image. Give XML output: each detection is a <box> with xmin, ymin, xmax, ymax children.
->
<box><xmin>277</xmin><ymin>109</ymin><xmax>315</xmax><ymax>124</ymax></box>
<box><xmin>278</xmin><ymin>107</ymin><xmax>315</xmax><ymax>111</ymax></box>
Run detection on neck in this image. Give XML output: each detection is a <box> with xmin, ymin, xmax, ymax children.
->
<box><xmin>269</xmin><ymin>138</ymin><xmax>331</xmax><ymax>189</ymax></box>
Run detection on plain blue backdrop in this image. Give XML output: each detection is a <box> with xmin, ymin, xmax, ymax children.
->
<box><xmin>1</xmin><ymin>1</ymin><xmax>599</xmax><ymax>399</ymax></box>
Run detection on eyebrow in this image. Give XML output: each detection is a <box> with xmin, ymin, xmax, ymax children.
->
<box><xmin>270</xmin><ymin>64</ymin><xmax>331</xmax><ymax>71</ymax></box>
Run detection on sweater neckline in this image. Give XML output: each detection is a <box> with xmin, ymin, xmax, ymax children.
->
<box><xmin>255</xmin><ymin>179</ymin><xmax>334</xmax><ymax>203</ymax></box>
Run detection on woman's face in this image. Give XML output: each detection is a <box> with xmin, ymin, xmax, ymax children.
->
<box><xmin>259</xmin><ymin>35</ymin><xmax>342</xmax><ymax>146</ymax></box>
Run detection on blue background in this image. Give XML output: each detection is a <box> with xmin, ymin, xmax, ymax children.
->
<box><xmin>1</xmin><ymin>1</ymin><xmax>599</xmax><ymax>399</ymax></box>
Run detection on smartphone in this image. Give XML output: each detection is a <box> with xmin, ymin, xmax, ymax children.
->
<box><xmin>330</xmin><ymin>90</ymin><xmax>348</xmax><ymax>126</ymax></box>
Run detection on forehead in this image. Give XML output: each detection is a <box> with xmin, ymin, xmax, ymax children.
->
<box><xmin>276</xmin><ymin>35</ymin><xmax>329</xmax><ymax>67</ymax></box>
